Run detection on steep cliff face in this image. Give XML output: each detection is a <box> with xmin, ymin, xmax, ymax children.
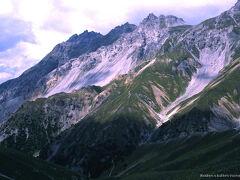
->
<box><xmin>44</xmin><ymin>15</ymin><xmax>186</xmax><ymax>97</ymax></box>
<box><xmin>0</xmin><ymin>23</ymin><xmax>137</xmax><ymax>123</ymax></box>
<box><xmin>0</xmin><ymin>31</ymin><xmax>101</xmax><ymax>123</ymax></box>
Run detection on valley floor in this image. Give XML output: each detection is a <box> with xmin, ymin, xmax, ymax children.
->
<box><xmin>97</xmin><ymin>130</ymin><xmax>240</xmax><ymax>180</ymax></box>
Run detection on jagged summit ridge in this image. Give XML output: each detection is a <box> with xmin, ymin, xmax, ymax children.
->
<box><xmin>110</xmin><ymin>22</ymin><xmax>137</xmax><ymax>33</ymax></box>
<box><xmin>68</xmin><ymin>23</ymin><xmax>137</xmax><ymax>43</ymax></box>
<box><xmin>44</xmin><ymin>13</ymin><xmax>184</xmax><ymax>96</ymax></box>
<box><xmin>140</xmin><ymin>13</ymin><xmax>185</xmax><ymax>28</ymax></box>
<box><xmin>67</xmin><ymin>30</ymin><xmax>102</xmax><ymax>42</ymax></box>
<box><xmin>0</xmin><ymin>21</ymin><xmax>137</xmax><ymax>122</ymax></box>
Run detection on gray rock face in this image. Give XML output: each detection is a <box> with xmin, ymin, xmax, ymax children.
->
<box><xmin>141</xmin><ymin>14</ymin><xmax>185</xmax><ymax>28</ymax></box>
<box><xmin>0</xmin><ymin>23</ymin><xmax>137</xmax><ymax>123</ymax></box>
<box><xmin>44</xmin><ymin>14</ymin><xmax>186</xmax><ymax>97</ymax></box>
<box><xmin>66</xmin><ymin>23</ymin><xmax>137</xmax><ymax>60</ymax></box>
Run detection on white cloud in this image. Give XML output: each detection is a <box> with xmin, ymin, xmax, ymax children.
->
<box><xmin>0</xmin><ymin>16</ymin><xmax>35</xmax><ymax>52</ymax></box>
<box><xmin>0</xmin><ymin>0</ymin><xmax>237</xmax><ymax>84</ymax></box>
<box><xmin>0</xmin><ymin>42</ymin><xmax>39</xmax><ymax>81</ymax></box>
<box><xmin>0</xmin><ymin>72</ymin><xmax>12</xmax><ymax>79</ymax></box>
<box><xmin>9</xmin><ymin>0</ymin><xmax>237</xmax><ymax>34</ymax></box>
<box><xmin>0</xmin><ymin>72</ymin><xmax>12</xmax><ymax>84</ymax></box>
<box><xmin>0</xmin><ymin>1</ymin><xmax>13</xmax><ymax>15</ymax></box>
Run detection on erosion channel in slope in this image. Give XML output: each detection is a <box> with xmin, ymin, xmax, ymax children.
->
<box><xmin>157</xmin><ymin>44</ymin><xmax>231</xmax><ymax>126</ymax></box>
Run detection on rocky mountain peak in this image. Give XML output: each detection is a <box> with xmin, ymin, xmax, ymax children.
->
<box><xmin>145</xmin><ymin>13</ymin><xmax>158</xmax><ymax>21</ymax></box>
<box><xmin>115</xmin><ymin>22</ymin><xmax>137</xmax><ymax>31</ymax></box>
<box><xmin>107</xmin><ymin>22</ymin><xmax>137</xmax><ymax>36</ymax></box>
<box><xmin>140</xmin><ymin>13</ymin><xmax>159</xmax><ymax>26</ymax></box>
<box><xmin>140</xmin><ymin>13</ymin><xmax>185</xmax><ymax>28</ymax></box>
<box><xmin>67</xmin><ymin>30</ymin><xmax>102</xmax><ymax>43</ymax></box>
<box><xmin>164</xmin><ymin>15</ymin><xmax>185</xmax><ymax>27</ymax></box>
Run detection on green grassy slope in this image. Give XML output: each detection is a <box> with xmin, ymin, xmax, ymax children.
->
<box><xmin>98</xmin><ymin>130</ymin><xmax>240</xmax><ymax>180</ymax></box>
<box><xmin>0</xmin><ymin>146</ymin><xmax>85</xmax><ymax>180</ymax></box>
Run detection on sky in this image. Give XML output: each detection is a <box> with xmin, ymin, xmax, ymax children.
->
<box><xmin>0</xmin><ymin>0</ymin><xmax>237</xmax><ymax>84</ymax></box>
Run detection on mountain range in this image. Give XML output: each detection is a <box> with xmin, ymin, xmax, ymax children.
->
<box><xmin>1</xmin><ymin>1</ymin><xmax>240</xmax><ymax>180</ymax></box>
